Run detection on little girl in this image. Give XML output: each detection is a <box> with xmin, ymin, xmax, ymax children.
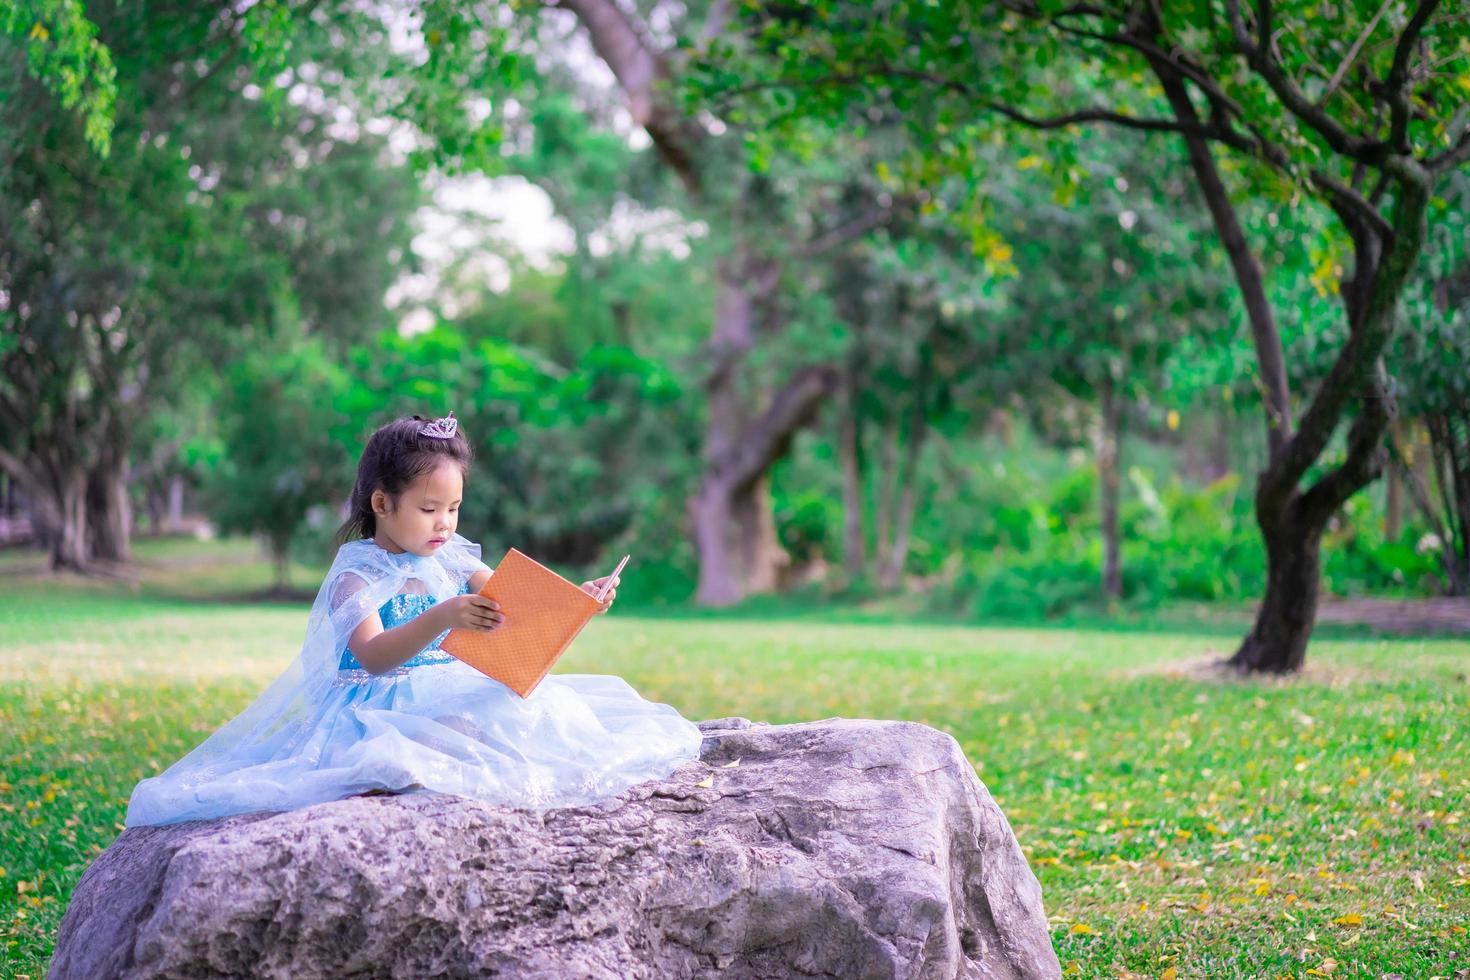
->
<box><xmin>126</xmin><ymin>411</ymin><xmax>705</xmax><ymax>826</ymax></box>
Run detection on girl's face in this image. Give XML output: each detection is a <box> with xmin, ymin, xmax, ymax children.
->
<box><xmin>371</xmin><ymin>460</ymin><xmax>463</xmax><ymax>556</ymax></box>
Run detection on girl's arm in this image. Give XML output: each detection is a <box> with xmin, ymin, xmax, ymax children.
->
<box><xmin>467</xmin><ymin>569</ymin><xmax>491</xmax><ymax>593</ymax></box>
<box><xmin>346</xmin><ymin>608</ymin><xmax>459</xmax><ymax>676</ymax></box>
<box><xmin>346</xmin><ymin>591</ymin><xmax>503</xmax><ymax>675</ymax></box>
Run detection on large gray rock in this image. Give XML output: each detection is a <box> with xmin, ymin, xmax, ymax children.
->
<box><xmin>51</xmin><ymin>717</ymin><xmax>1060</xmax><ymax>979</ymax></box>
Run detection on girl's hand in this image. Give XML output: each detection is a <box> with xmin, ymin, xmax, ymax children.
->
<box><xmin>437</xmin><ymin>594</ymin><xmax>505</xmax><ymax>631</ymax></box>
<box><xmin>580</xmin><ymin>576</ymin><xmax>618</xmax><ymax>614</ymax></box>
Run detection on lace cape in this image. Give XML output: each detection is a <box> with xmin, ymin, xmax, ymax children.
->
<box><xmin>126</xmin><ymin>532</ymin><xmax>493</xmax><ymax>818</ymax></box>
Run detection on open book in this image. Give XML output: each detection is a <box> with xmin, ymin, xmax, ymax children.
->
<box><xmin>439</xmin><ymin>548</ymin><xmax>630</xmax><ymax>698</ymax></box>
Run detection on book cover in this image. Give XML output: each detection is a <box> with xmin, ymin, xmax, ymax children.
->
<box><xmin>438</xmin><ymin>547</ymin><xmax>605</xmax><ymax>698</ymax></box>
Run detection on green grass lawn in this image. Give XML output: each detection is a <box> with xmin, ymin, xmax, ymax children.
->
<box><xmin>2</xmin><ymin>537</ymin><xmax>1467</xmax><ymax>978</ymax></box>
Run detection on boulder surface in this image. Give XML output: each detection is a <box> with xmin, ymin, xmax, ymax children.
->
<box><xmin>51</xmin><ymin>716</ymin><xmax>1061</xmax><ymax>979</ymax></box>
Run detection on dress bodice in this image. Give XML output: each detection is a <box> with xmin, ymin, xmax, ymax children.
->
<box><xmin>339</xmin><ymin>580</ymin><xmax>471</xmax><ymax>674</ymax></box>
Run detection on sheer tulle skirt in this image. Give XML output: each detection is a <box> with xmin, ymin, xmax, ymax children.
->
<box><xmin>126</xmin><ymin>664</ymin><xmax>706</xmax><ymax>826</ymax></box>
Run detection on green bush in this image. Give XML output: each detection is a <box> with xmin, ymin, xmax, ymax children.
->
<box><xmin>771</xmin><ymin>427</ymin><xmax>1440</xmax><ymax>619</ymax></box>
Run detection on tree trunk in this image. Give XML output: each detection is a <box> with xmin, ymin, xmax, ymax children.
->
<box><xmin>838</xmin><ymin>372</ymin><xmax>865</xmax><ymax>579</ymax></box>
<box><xmin>878</xmin><ymin>350</ymin><xmax>931</xmax><ymax>591</ymax></box>
<box><xmin>1228</xmin><ymin>502</ymin><xmax>1324</xmax><ymax>673</ymax></box>
<box><xmin>1210</xmin><ymin>407</ymin><xmax>1232</xmax><ymax>482</ymax></box>
<box><xmin>168</xmin><ymin>473</ymin><xmax>185</xmax><ymax>529</ymax></box>
<box><xmin>51</xmin><ymin>475</ymin><xmax>91</xmax><ymax>572</ymax></box>
<box><xmin>1097</xmin><ymin>379</ymin><xmax>1123</xmax><ymax>598</ymax></box>
<box><xmin>877</xmin><ymin>416</ymin><xmax>926</xmax><ymax>591</ymax></box>
<box><xmin>989</xmin><ymin>407</ymin><xmax>1014</xmax><ymax>447</ymax></box>
<box><xmin>1142</xmin><ymin>31</ymin><xmax>1294</xmax><ymax>462</ymax></box>
<box><xmin>688</xmin><ymin>480</ymin><xmax>738</xmax><ymax>605</ymax></box>
<box><xmin>729</xmin><ymin>473</ymin><xmax>787</xmax><ymax>594</ymax></box>
<box><xmin>562</xmin><ymin>0</ymin><xmax>861</xmax><ymax>607</ymax></box>
<box><xmin>1426</xmin><ymin>411</ymin><xmax>1470</xmax><ymax>596</ymax></box>
<box><xmin>1389</xmin><ymin>419</ymin><xmax>1466</xmax><ymax>596</ymax></box>
<box><xmin>86</xmin><ymin>446</ymin><xmax>133</xmax><ymax>563</ymax></box>
<box><xmin>1143</xmin><ymin>39</ymin><xmax>1431</xmax><ymax>671</ymax></box>
<box><xmin>690</xmin><ymin>259</ymin><xmax>790</xmax><ymax>605</ymax></box>
<box><xmin>690</xmin><ymin>472</ymin><xmax>792</xmax><ymax>604</ymax></box>
<box><xmin>34</xmin><ymin>469</ymin><xmax>91</xmax><ymax>572</ymax></box>
<box><xmin>271</xmin><ymin>534</ymin><xmax>291</xmax><ymax>591</ymax></box>
<box><xmin>0</xmin><ymin>447</ymin><xmax>92</xmax><ymax>571</ymax></box>
<box><xmin>690</xmin><ymin>257</ymin><xmax>838</xmax><ymax>605</ymax></box>
<box><xmin>872</xmin><ymin>412</ymin><xmax>898</xmax><ymax>576</ymax></box>
<box><xmin>1385</xmin><ymin>448</ymin><xmax>1403</xmax><ymax>540</ymax></box>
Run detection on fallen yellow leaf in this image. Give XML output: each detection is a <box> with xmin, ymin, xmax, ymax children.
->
<box><xmin>1069</xmin><ymin>923</ymin><xmax>1095</xmax><ymax>935</ymax></box>
<box><xmin>1161</xmin><ymin>968</ymin><xmax>1178</xmax><ymax>980</ymax></box>
<box><xmin>692</xmin><ymin>774</ymin><xmax>714</xmax><ymax>789</ymax></box>
<box><xmin>1333</xmin><ymin>914</ymin><xmax>1363</xmax><ymax>927</ymax></box>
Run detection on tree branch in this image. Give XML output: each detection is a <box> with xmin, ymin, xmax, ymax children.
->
<box><xmin>1309</xmin><ymin>169</ymin><xmax>1394</xmax><ymax>240</ymax></box>
<box><xmin>1052</xmin><ymin>11</ymin><xmax>1327</xmax><ymax>174</ymax></box>
<box><xmin>1428</xmin><ymin>125</ymin><xmax>1470</xmax><ymax>174</ymax></box>
<box><xmin>1386</xmin><ymin>0</ymin><xmax>1441</xmax><ymax>150</ymax></box>
<box><xmin>793</xmin><ymin>196</ymin><xmax>910</xmax><ymax>259</ymax></box>
<box><xmin>1386</xmin><ymin>424</ymin><xmax>1451</xmax><ymax>549</ymax></box>
<box><xmin>1320</xmin><ymin>0</ymin><xmax>1395</xmax><ymax>105</ymax></box>
<box><xmin>1262</xmin><ymin>157</ymin><xmax>1431</xmax><ymax>505</ymax></box>
<box><xmin>720</xmin><ymin>364</ymin><xmax>840</xmax><ymax>491</ymax></box>
<box><xmin>1140</xmin><ymin>27</ymin><xmax>1295</xmax><ymax>457</ymax></box>
<box><xmin>1049</xmin><ymin>17</ymin><xmax>1247</xmax><ymax>122</ymax></box>
<box><xmin>0</xmin><ymin>381</ymin><xmax>31</xmax><ymax>436</ymax></box>
<box><xmin>1299</xmin><ymin>364</ymin><xmax>1395</xmax><ymax>521</ymax></box>
<box><xmin>709</xmin><ymin>69</ymin><xmax>1233</xmax><ymax>141</ymax></box>
<box><xmin>1225</xmin><ymin>0</ymin><xmax>1387</xmax><ymax>164</ymax></box>
<box><xmin>701</xmin><ymin>0</ymin><xmax>731</xmax><ymax>41</ymax></box>
<box><xmin>0</xmin><ymin>445</ymin><xmax>41</xmax><ymax>491</ymax></box>
<box><xmin>551</xmin><ymin>0</ymin><xmax>708</xmax><ymax>198</ymax></box>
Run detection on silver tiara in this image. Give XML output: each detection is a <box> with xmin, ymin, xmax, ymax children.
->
<box><xmin>421</xmin><ymin>411</ymin><xmax>458</xmax><ymax>440</ymax></box>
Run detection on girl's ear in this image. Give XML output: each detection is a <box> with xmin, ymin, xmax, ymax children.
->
<box><xmin>371</xmin><ymin>489</ymin><xmax>390</xmax><ymax>517</ymax></box>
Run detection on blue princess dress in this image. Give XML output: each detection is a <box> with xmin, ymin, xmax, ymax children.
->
<box><xmin>125</xmin><ymin>533</ymin><xmax>706</xmax><ymax>826</ymax></box>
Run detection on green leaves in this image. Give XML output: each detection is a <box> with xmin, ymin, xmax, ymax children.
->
<box><xmin>203</xmin><ymin>336</ymin><xmax>354</xmax><ymax>575</ymax></box>
<box><xmin>3</xmin><ymin>0</ymin><xmax>116</xmax><ymax>154</ymax></box>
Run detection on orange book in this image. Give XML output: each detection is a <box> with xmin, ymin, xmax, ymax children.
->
<box><xmin>439</xmin><ymin>548</ymin><xmax>628</xmax><ymax>698</ymax></box>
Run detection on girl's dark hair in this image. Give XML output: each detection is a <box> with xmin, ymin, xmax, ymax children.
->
<box><xmin>334</xmin><ymin>415</ymin><xmax>474</xmax><ymax>547</ymax></box>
